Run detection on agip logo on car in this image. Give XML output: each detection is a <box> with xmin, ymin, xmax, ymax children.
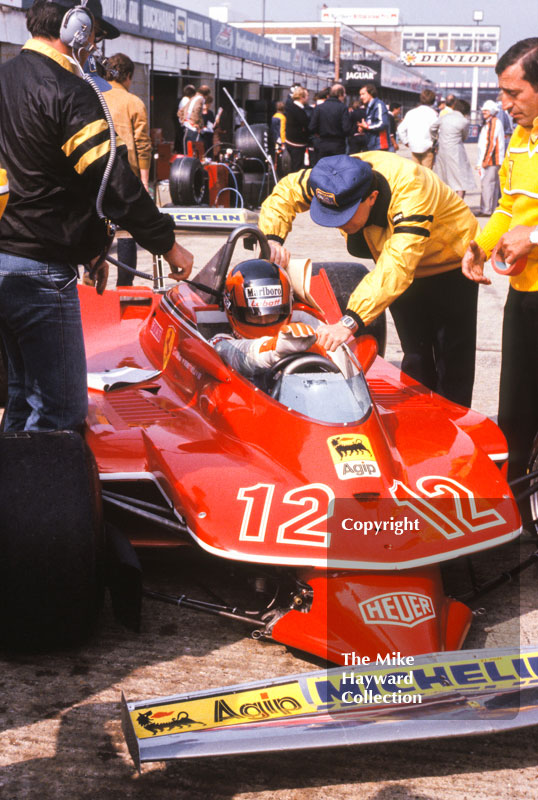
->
<box><xmin>359</xmin><ymin>592</ymin><xmax>436</xmax><ymax>627</ymax></box>
<box><xmin>327</xmin><ymin>434</ymin><xmax>380</xmax><ymax>480</ymax></box>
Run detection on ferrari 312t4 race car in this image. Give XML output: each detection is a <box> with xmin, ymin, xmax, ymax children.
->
<box><xmin>1</xmin><ymin>226</ymin><xmax>537</xmax><ymax>764</ymax></box>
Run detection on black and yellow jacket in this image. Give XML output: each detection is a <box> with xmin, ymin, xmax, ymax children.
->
<box><xmin>0</xmin><ymin>39</ymin><xmax>174</xmax><ymax>264</ymax></box>
<box><xmin>259</xmin><ymin>151</ymin><xmax>480</xmax><ymax>326</ymax></box>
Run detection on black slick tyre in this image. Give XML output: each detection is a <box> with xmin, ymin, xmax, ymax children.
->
<box><xmin>0</xmin><ymin>339</ymin><xmax>7</xmax><ymax>408</ymax></box>
<box><xmin>312</xmin><ymin>262</ymin><xmax>387</xmax><ymax>356</ymax></box>
<box><xmin>169</xmin><ymin>156</ymin><xmax>206</xmax><ymax>206</ymax></box>
<box><xmin>0</xmin><ymin>430</ymin><xmax>104</xmax><ymax>650</ymax></box>
<box><xmin>234</xmin><ymin>124</ymin><xmax>270</xmax><ymax>160</ymax></box>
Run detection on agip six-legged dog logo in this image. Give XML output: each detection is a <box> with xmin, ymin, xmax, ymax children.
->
<box><xmin>136</xmin><ymin>709</ymin><xmax>205</xmax><ymax>736</ymax></box>
<box><xmin>327</xmin><ymin>434</ymin><xmax>381</xmax><ymax>480</ymax></box>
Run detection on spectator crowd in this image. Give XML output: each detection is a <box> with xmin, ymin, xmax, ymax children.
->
<box><xmin>262</xmin><ymin>80</ymin><xmax>514</xmax><ymax>213</ymax></box>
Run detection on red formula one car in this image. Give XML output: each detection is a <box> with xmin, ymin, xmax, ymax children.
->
<box><xmin>2</xmin><ymin>226</ymin><xmax>536</xmax><ymax>762</ymax></box>
<box><xmin>0</xmin><ymin>225</ymin><xmax>524</xmax><ymax>663</ymax></box>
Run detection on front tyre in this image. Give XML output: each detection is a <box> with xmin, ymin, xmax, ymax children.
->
<box><xmin>0</xmin><ymin>431</ymin><xmax>104</xmax><ymax>650</ymax></box>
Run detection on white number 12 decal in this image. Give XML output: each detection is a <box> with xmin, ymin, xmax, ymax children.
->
<box><xmin>237</xmin><ymin>483</ymin><xmax>334</xmax><ymax>548</ymax></box>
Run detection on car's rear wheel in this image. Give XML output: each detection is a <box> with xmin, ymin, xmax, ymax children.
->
<box><xmin>0</xmin><ymin>340</ymin><xmax>7</xmax><ymax>408</ymax></box>
<box><xmin>528</xmin><ymin>435</ymin><xmax>538</xmax><ymax>534</ymax></box>
<box><xmin>312</xmin><ymin>262</ymin><xmax>387</xmax><ymax>356</ymax></box>
<box><xmin>0</xmin><ymin>430</ymin><xmax>104</xmax><ymax>650</ymax></box>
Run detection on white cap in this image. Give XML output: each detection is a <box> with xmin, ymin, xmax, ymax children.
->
<box><xmin>481</xmin><ymin>100</ymin><xmax>499</xmax><ymax>114</ymax></box>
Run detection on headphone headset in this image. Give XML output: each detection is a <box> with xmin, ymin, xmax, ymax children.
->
<box><xmin>58</xmin><ymin>0</ymin><xmax>94</xmax><ymax>51</ymax></box>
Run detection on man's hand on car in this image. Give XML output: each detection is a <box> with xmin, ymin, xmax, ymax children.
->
<box><xmin>268</xmin><ymin>241</ymin><xmax>291</xmax><ymax>269</ymax></box>
<box><xmin>164</xmin><ymin>241</ymin><xmax>194</xmax><ymax>281</ymax></box>
<box><xmin>316</xmin><ymin>321</ymin><xmax>353</xmax><ymax>351</ymax></box>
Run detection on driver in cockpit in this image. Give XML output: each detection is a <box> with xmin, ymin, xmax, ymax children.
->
<box><xmin>211</xmin><ymin>259</ymin><xmax>325</xmax><ymax>376</ymax></box>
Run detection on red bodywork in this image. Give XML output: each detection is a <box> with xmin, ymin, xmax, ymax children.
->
<box><xmin>81</xmin><ymin>272</ymin><xmax>520</xmax><ymax>665</ymax></box>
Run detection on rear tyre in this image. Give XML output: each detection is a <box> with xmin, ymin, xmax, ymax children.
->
<box><xmin>169</xmin><ymin>156</ymin><xmax>206</xmax><ymax>206</ymax></box>
<box><xmin>234</xmin><ymin>124</ymin><xmax>270</xmax><ymax>160</ymax></box>
<box><xmin>312</xmin><ymin>262</ymin><xmax>387</xmax><ymax>356</ymax></box>
<box><xmin>0</xmin><ymin>343</ymin><xmax>7</xmax><ymax>408</ymax></box>
<box><xmin>0</xmin><ymin>431</ymin><xmax>104</xmax><ymax>650</ymax></box>
<box><xmin>527</xmin><ymin>435</ymin><xmax>538</xmax><ymax>535</ymax></box>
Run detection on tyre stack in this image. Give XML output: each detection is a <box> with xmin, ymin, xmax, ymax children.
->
<box><xmin>234</xmin><ymin>124</ymin><xmax>274</xmax><ymax>209</ymax></box>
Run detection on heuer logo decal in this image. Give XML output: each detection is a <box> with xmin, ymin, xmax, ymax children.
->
<box><xmin>136</xmin><ymin>709</ymin><xmax>204</xmax><ymax>736</ymax></box>
<box><xmin>359</xmin><ymin>592</ymin><xmax>435</xmax><ymax>627</ymax></box>
<box><xmin>327</xmin><ymin>434</ymin><xmax>380</xmax><ymax>481</ymax></box>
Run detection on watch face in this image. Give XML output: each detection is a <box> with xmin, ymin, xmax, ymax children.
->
<box><xmin>341</xmin><ymin>315</ymin><xmax>357</xmax><ymax>330</ymax></box>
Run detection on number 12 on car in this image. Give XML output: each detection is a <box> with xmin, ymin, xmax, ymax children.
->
<box><xmin>237</xmin><ymin>483</ymin><xmax>335</xmax><ymax>548</ymax></box>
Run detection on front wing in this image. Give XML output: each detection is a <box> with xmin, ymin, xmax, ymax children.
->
<box><xmin>122</xmin><ymin>646</ymin><xmax>538</xmax><ymax>768</ymax></box>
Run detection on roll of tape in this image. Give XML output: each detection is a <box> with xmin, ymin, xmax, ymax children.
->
<box><xmin>491</xmin><ymin>247</ymin><xmax>527</xmax><ymax>276</ymax></box>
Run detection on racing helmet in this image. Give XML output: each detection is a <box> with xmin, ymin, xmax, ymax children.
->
<box><xmin>224</xmin><ymin>259</ymin><xmax>293</xmax><ymax>338</ymax></box>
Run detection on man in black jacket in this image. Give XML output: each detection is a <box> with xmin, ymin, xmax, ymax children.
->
<box><xmin>0</xmin><ymin>0</ymin><xmax>193</xmax><ymax>432</ymax></box>
<box><xmin>309</xmin><ymin>84</ymin><xmax>352</xmax><ymax>162</ymax></box>
<box><xmin>284</xmin><ymin>86</ymin><xmax>310</xmax><ymax>172</ymax></box>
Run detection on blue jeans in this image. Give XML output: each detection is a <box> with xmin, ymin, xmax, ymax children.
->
<box><xmin>0</xmin><ymin>254</ymin><xmax>88</xmax><ymax>431</ymax></box>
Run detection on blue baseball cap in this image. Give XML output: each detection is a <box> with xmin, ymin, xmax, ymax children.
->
<box><xmin>309</xmin><ymin>155</ymin><xmax>374</xmax><ymax>227</ymax></box>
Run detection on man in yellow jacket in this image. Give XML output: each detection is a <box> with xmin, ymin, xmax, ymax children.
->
<box><xmin>462</xmin><ymin>37</ymin><xmax>538</xmax><ymax>482</ymax></box>
<box><xmin>259</xmin><ymin>152</ymin><xmax>480</xmax><ymax>406</ymax></box>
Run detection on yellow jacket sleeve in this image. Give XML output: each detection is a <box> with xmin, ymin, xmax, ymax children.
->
<box><xmin>0</xmin><ymin>168</ymin><xmax>8</xmax><ymax>220</ymax></box>
<box><xmin>475</xmin><ymin>149</ymin><xmax>513</xmax><ymax>256</ymax></box>
<box><xmin>259</xmin><ymin>169</ymin><xmax>314</xmax><ymax>242</ymax></box>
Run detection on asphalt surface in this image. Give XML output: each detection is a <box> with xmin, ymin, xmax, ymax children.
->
<box><xmin>1</xmin><ymin>146</ymin><xmax>537</xmax><ymax>800</ymax></box>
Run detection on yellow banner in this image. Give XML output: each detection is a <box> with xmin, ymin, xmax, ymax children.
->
<box><xmin>130</xmin><ymin>651</ymin><xmax>538</xmax><ymax>740</ymax></box>
<box><xmin>131</xmin><ymin>679</ymin><xmax>309</xmax><ymax>740</ymax></box>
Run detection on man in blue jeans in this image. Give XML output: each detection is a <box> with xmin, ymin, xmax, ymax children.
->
<box><xmin>0</xmin><ymin>0</ymin><xmax>193</xmax><ymax>432</ymax></box>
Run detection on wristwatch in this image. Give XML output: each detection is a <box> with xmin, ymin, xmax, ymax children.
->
<box><xmin>529</xmin><ymin>226</ymin><xmax>538</xmax><ymax>245</ymax></box>
<box><xmin>340</xmin><ymin>315</ymin><xmax>359</xmax><ymax>335</ymax></box>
